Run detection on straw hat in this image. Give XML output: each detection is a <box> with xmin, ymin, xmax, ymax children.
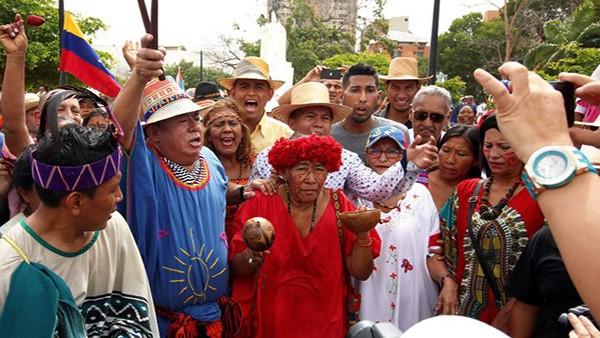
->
<box><xmin>271</xmin><ymin>82</ymin><xmax>351</xmax><ymax>125</ymax></box>
<box><xmin>142</xmin><ymin>78</ymin><xmax>201</xmax><ymax>125</ymax></box>
<box><xmin>218</xmin><ymin>56</ymin><xmax>284</xmax><ymax>91</ymax></box>
<box><xmin>25</xmin><ymin>93</ymin><xmax>40</xmax><ymax>111</ymax></box>
<box><xmin>380</xmin><ymin>57</ymin><xmax>433</xmax><ymax>83</ymax></box>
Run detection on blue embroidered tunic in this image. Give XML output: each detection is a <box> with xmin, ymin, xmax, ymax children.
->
<box><xmin>121</xmin><ymin>123</ymin><xmax>229</xmax><ymax>336</ymax></box>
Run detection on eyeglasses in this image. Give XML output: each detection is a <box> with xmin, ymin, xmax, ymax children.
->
<box><xmin>366</xmin><ymin>148</ymin><xmax>403</xmax><ymax>159</ymax></box>
<box><xmin>413</xmin><ymin>110</ymin><xmax>445</xmax><ymax>123</ymax></box>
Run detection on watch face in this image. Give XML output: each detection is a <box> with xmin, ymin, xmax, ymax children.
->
<box><xmin>536</xmin><ymin>153</ymin><xmax>568</xmax><ymax>178</ymax></box>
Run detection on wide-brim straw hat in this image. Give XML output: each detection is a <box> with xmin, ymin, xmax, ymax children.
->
<box><xmin>25</xmin><ymin>93</ymin><xmax>40</xmax><ymax>111</ymax></box>
<box><xmin>142</xmin><ymin>78</ymin><xmax>201</xmax><ymax>125</ymax></box>
<box><xmin>218</xmin><ymin>56</ymin><xmax>284</xmax><ymax>91</ymax></box>
<box><xmin>271</xmin><ymin>82</ymin><xmax>351</xmax><ymax>125</ymax></box>
<box><xmin>380</xmin><ymin>57</ymin><xmax>433</xmax><ymax>83</ymax></box>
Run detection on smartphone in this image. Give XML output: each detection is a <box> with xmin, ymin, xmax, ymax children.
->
<box><xmin>320</xmin><ymin>68</ymin><xmax>343</xmax><ymax>80</ymax></box>
<box><xmin>549</xmin><ymin>80</ymin><xmax>575</xmax><ymax>127</ymax></box>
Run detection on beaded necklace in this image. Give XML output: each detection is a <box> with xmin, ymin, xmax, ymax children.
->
<box><xmin>479</xmin><ymin>177</ymin><xmax>521</xmax><ymax>221</ymax></box>
<box><xmin>286</xmin><ymin>186</ymin><xmax>318</xmax><ymax>231</ymax></box>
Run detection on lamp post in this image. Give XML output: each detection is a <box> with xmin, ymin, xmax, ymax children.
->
<box><xmin>427</xmin><ymin>0</ymin><xmax>441</xmax><ymax>85</ymax></box>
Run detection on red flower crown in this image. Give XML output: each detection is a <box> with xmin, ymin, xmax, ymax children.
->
<box><xmin>268</xmin><ymin>134</ymin><xmax>342</xmax><ymax>173</ymax></box>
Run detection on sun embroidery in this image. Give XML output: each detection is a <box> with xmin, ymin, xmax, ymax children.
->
<box><xmin>161</xmin><ymin>228</ymin><xmax>227</xmax><ymax>305</ymax></box>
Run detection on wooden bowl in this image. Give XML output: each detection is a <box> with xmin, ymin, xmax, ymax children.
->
<box><xmin>243</xmin><ymin>217</ymin><xmax>275</xmax><ymax>252</ymax></box>
<box><xmin>339</xmin><ymin>209</ymin><xmax>381</xmax><ymax>234</ymax></box>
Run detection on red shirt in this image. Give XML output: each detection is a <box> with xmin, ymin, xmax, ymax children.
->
<box><xmin>229</xmin><ymin>190</ymin><xmax>380</xmax><ymax>338</ymax></box>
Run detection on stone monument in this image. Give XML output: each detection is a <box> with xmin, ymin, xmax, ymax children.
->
<box><xmin>260</xmin><ymin>11</ymin><xmax>294</xmax><ymax>112</ymax></box>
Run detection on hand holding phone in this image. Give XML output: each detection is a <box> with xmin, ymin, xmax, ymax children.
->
<box><xmin>320</xmin><ymin>68</ymin><xmax>343</xmax><ymax>80</ymax></box>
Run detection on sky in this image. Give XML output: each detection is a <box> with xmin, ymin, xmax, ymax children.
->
<box><xmin>66</xmin><ymin>0</ymin><xmax>498</xmax><ymax>51</ymax></box>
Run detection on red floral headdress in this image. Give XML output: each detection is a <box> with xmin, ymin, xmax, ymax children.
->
<box><xmin>268</xmin><ymin>134</ymin><xmax>342</xmax><ymax>173</ymax></box>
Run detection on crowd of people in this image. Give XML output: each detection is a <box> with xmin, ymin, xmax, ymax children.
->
<box><xmin>1</xmin><ymin>11</ymin><xmax>600</xmax><ymax>338</ymax></box>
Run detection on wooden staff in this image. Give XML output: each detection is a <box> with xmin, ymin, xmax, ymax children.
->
<box><xmin>136</xmin><ymin>0</ymin><xmax>165</xmax><ymax>80</ymax></box>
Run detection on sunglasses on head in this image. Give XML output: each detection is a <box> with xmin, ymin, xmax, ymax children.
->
<box><xmin>413</xmin><ymin>110</ymin><xmax>445</xmax><ymax>123</ymax></box>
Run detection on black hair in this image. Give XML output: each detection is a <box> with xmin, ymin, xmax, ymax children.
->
<box><xmin>12</xmin><ymin>145</ymin><xmax>36</xmax><ymax>191</ymax></box>
<box><xmin>82</xmin><ymin>109</ymin><xmax>108</xmax><ymax>127</ymax></box>
<box><xmin>38</xmin><ymin>89</ymin><xmax>78</xmax><ymax>141</ymax></box>
<box><xmin>438</xmin><ymin>125</ymin><xmax>481</xmax><ymax>179</ymax></box>
<box><xmin>33</xmin><ymin>125</ymin><xmax>118</xmax><ymax>207</ymax></box>
<box><xmin>342</xmin><ymin>63</ymin><xmax>379</xmax><ymax>89</ymax></box>
<box><xmin>479</xmin><ymin>114</ymin><xmax>500</xmax><ymax>176</ymax></box>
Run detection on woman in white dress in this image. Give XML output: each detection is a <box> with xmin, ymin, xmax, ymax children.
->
<box><xmin>358</xmin><ymin>126</ymin><xmax>458</xmax><ymax>332</ymax></box>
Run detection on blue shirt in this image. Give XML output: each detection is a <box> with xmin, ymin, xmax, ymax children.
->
<box><xmin>121</xmin><ymin>123</ymin><xmax>229</xmax><ymax>335</ymax></box>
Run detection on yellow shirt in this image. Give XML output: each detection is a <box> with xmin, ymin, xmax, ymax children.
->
<box><xmin>250</xmin><ymin>114</ymin><xmax>293</xmax><ymax>153</ymax></box>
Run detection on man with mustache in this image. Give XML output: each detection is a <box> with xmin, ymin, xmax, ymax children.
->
<box><xmin>110</xmin><ymin>35</ymin><xmax>270</xmax><ymax>337</ymax></box>
<box><xmin>409</xmin><ymin>86</ymin><xmax>452</xmax><ymax>144</ymax></box>
<box><xmin>330</xmin><ymin>63</ymin><xmax>410</xmax><ymax>163</ymax></box>
<box><xmin>376</xmin><ymin>57</ymin><xmax>432</xmax><ymax>129</ymax></box>
<box><xmin>219</xmin><ymin>57</ymin><xmax>292</xmax><ymax>153</ymax></box>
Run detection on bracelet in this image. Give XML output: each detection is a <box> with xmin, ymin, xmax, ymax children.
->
<box><xmin>356</xmin><ymin>236</ymin><xmax>372</xmax><ymax>248</ymax></box>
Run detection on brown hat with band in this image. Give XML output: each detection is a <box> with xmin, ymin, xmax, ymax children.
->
<box><xmin>271</xmin><ymin>82</ymin><xmax>351</xmax><ymax>125</ymax></box>
<box><xmin>218</xmin><ymin>56</ymin><xmax>284</xmax><ymax>90</ymax></box>
<box><xmin>380</xmin><ymin>57</ymin><xmax>433</xmax><ymax>83</ymax></box>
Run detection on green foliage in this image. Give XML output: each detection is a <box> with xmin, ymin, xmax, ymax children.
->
<box><xmin>0</xmin><ymin>0</ymin><xmax>110</xmax><ymax>90</ymax></box>
<box><xmin>417</xmin><ymin>57</ymin><xmax>429</xmax><ymax>79</ymax></box>
<box><xmin>239</xmin><ymin>40</ymin><xmax>260</xmax><ymax>57</ymax></box>
<box><xmin>525</xmin><ymin>0</ymin><xmax>600</xmax><ymax>71</ymax></box>
<box><xmin>546</xmin><ymin>45</ymin><xmax>600</xmax><ymax>75</ymax></box>
<box><xmin>435</xmin><ymin>76</ymin><xmax>466</xmax><ymax>103</ymax></box>
<box><xmin>164</xmin><ymin>60</ymin><xmax>229</xmax><ymax>90</ymax></box>
<box><xmin>283</xmin><ymin>0</ymin><xmax>355</xmax><ymax>82</ymax></box>
<box><xmin>322</xmin><ymin>52</ymin><xmax>390</xmax><ymax>75</ymax></box>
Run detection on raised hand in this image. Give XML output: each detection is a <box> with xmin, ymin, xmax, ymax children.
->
<box><xmin>122</xmin><ymin>40</ymin><xmax>137</xmax><ymax>71</ymax></box>
<box><xmin>474</xmin><ymin>62</ymin><xmax>572</xmax><ymax>162</ymax></box>
<box><xmin>560</xmin><ymin>72</ymin><xmax>600</xmax><ymax>107</ymax></box>
<box><xmin>0</xmin><ymin>14</ymin><xmax>28</xmax><ymax>56</ymax></box>
<box><xmin>407</xmin><ymin>135</ymin><xmax>438</xmax><ymax>169</ymax></box>
<box><xmin>132</xmin><ymin>34</ymin><xmax>165</xmax><ymax>83</ymax></box>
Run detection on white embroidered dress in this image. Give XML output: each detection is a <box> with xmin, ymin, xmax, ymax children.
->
<box><xmin>358</xmin><ymin>183</ymin><xmax>440</xmax><ymax>332</ymax></box>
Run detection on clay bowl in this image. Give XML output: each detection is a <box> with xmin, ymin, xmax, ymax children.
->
<box><xmin>339</xmin><ymin>209</ymin><xmax>381</xmax><ymax>234</ymax></box>
<box><xmin>243</xmin><ymin>217</ymin><xmax>275</xmax><ymax>252</ymax></box>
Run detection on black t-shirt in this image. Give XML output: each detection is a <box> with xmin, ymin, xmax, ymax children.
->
<box><xmin>508</xmin><ymin>225</ymin><xmax>583</xmax><ymax>338</ymax></box>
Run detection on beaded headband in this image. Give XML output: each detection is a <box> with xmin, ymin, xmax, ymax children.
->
<box><xmin>31</xmin><ymin>147</ymin><xmax>121</xmax><ymax>192</ymax></box>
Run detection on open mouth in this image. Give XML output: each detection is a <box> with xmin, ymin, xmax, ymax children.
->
<box><xmin>355</xmin><ymin>105</ymin><xmax>369</xmax><ymax>114</ymax></box>
<box><xmin>221</xmin><ymin>137</ymin><xmax>235</xmax><ymax>147</ymax></box>
<box><xmin>245</xmin><ymin>99</ymin><xmax>258</xmax><ymax>111</ymax></box>
<box><xmin>189</xmin><ymin>136</ymin><xmax>202</xmax><ymax>148</ymax></box>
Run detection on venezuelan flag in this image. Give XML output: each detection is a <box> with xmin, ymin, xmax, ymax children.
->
<box><xmin>59</xmin><ymin>12</ymin><xmax>121</xmax><ymax>97</ymax></box>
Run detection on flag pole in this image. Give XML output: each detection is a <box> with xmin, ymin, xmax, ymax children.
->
<box><xmin>58</xmin><ymin>0</ymin><xmax>67</xmax><ymax>85</ymax></box>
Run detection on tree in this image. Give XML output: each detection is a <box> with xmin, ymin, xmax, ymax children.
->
<box><xmin>322</xmin><ymin>52</ymin><xmax>390</xmax><ymax>76</ymax></box>
<box><xmin>284</xmin><ymin>0</ymin><xmax>355</xmax><ymax>82</ymax></box>
<box><xmin>164</xmin><ymin>60</ymin><xmax>229</xmax><ymax>90</ymax></box>
<box><xmin>436</xmin><ymin>76</ymin><xmax>466</xmax><ymax>103</ymax></box>
<box><xmin>0</xmin><ymin>0</ymin><xmax>110</xmax><ymax>90</ymax></box>
<box><xmin>524</xmin><ymin>0</ymin><xmax>600</xmax><ymax>73</ymax></box>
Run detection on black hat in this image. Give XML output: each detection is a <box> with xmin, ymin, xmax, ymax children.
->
<box><xmin>194</xmin><ymin>82</ymin><xmax>222</xmax><ymax>102</ymax></box>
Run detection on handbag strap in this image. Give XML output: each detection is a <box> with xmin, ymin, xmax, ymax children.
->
<box><xmin>466</xmin><ymin>180</ymin><xmax>504</xmax><ymax>306</ymax></box>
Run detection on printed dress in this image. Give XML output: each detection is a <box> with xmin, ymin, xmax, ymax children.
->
<box><xmin>440</xmin><ymin>178</ymin><xmax>544</xmax><ymax>324</ymax></box>
<box><xmin>0</xmin><ymin>212</ymin><xmax>159</xmax><ymax>337</ymax></box>
<box><xmin>121</xmin><ymin>123</ymin><xmax>229</xmax><ymax>336</ymax></box>
<box><xmin>358</xmin><ymin>183</ymin><xmax>440</xmax><ymax>332</ymax></box>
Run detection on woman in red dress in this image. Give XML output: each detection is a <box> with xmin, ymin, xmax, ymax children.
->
<box><xmin>229</xmin><ymin>135</ymin><xmax>380</xmax><ymax>338</ymax></box>
<box><xmin>440</xmin><ymin>115</ymin><xmax>544</xmax><ymax>330</ymax></box>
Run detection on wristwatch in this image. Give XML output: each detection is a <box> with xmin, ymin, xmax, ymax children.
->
<box><xmin>522</xmin><ymin>146</ymin><xmax>597</xmax><ymax>199</ymax></box>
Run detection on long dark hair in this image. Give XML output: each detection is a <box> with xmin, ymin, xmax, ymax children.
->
<box><xmin>438</xmin><ymin>125</ymin><xmax>481</xmax><ymax>179</ymax></box>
